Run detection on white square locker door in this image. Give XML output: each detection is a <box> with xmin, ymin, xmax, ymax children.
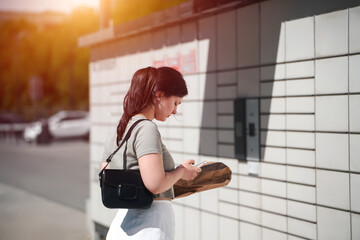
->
<box><xmin>351</xmin><ymin>174</ymin><xmax>360</xmax><ymax>212</ymax></box>
<box><xmin>260</xmin><ymin>0</ymin><xmax>286</xmax><ymax>64</ymax></box>
<box><xmin>315</xmin><ymin>95</ymin><xmax>348</xmax><ymax>132</ymax></box>
<box><xmin>198</xmin><ymin>16</ymin><xmax>216</xmax><ymax>72</ymax></box>
<box><xmin>217</xmin><ymin>10</ymin><xmax>236</xmax><ymax>70</ymax></box>
<box><xmin>315</xmin><ymin>9</ymin><xmax>348</xmax><ymax>57</ymax></box>
<box><xmin>349</xmin><ymin>55</ymin><xmax>360</xmax><ymax>93</ymax></box>
<box><xmin>350</xmin><ymin>6</ymin><xmax>360</xmax><ymax>53</ymax></box>
<box><xmin>237</xmin><ymin>4</ymin><xmax>260</xmax><ymax>67</ymax></box>
<box><xmin>316</xmin><ymin>133</ymin><xmax>349</xmax><ymax>171</ymax></box>
<box><xmin>238</xmin><ymin>68</ymin><xmax>260</xmax><ymax>98</ymax></box>
<box><xmin>286</xmin><ymin>16</ymin><xmax>314</xmax><ymax>61</ymax></box>
<box><xmin>317</xmin><ymin>170</ymin><xmax>350</xmax><ymax>210</ymax></box>
<box><xmin>317</xmin><ymin>206</ymin><xmax>351</xmax><ymax>240</ymax></box>
<box><xmin>350</xmin><ymin>95</ymin><xmax>360</xmax><ymax>132</ymax></box>
<box><xmin>350</xmin><ymin>134</ymin><xmax>360</xmax><ymax>172</ymax></box>
<box><xmin>181</xmin><ymin>22</ymin><xmax>197</xmax><ymax>74</ymax></box>
<box><xmin>315</xmin><ymin>56</ymin><xmax>348</xmax><ymax>94</ymax></box>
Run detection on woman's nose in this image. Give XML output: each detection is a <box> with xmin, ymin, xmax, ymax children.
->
<box><xmin>172</xmin><ymin>107</ymin><xmax>177</xmax><ymax>115</ymax></box>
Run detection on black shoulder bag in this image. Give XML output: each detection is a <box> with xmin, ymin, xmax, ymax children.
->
<box><xmin>98</xmin><ymin>119</ymin><xmax>153</xmax><ymax>209</ymax></box>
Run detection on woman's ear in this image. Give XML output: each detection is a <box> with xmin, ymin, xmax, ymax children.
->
<box><xmin>154</xmin><ymin>91</ymin><xmax>165</xmax><ymax>101</ymax></box>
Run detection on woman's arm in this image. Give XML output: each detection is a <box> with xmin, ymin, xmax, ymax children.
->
<box><xmin>138</xmin><ymin>153</ymin><xmax>201</xmax><ymax>195</ymax></box>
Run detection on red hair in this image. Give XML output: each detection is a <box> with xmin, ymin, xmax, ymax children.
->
<box><xmin>116</xmin><ymin>66</ymin><xmax>187</xmax><ymax>145</ymax></box>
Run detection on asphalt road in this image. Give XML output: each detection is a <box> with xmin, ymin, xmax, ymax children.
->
<box><xmin>0</xmin><ymin>138</ymin><xmax>89</xmax><ymax>212</ymax></box>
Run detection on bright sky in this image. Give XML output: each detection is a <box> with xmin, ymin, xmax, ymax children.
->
<box><xmin>0</xmin><ymin>0</ymin><xmax>99</xmax><ymax>13</ymax></box>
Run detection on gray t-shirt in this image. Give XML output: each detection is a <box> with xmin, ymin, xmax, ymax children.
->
<box><xmin>102</xmin><ymin>115</ymin><xmax>175</xmax><ymax>199</ymax></box>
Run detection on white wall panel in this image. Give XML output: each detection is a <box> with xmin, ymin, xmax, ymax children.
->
<box><xmin>239</xmin><ymin>191</ymin><xmax>261</xmax><ymax>209</ymax></box>
<box><xmin>218</xmin><ymin>115</ymin><xmax>234</xmax><ymax>128</ymax></box>
<box><xmin>219</xmin><ymin>217</ymin><xmax>239</xmax><ymax>240</ymax></box>
<box><xmin>260</xmin><ymin>82</ymin><xmax>285</xmax><ymax>97</ymax></box>
<box><xmin>240</xmin><ymin>222</ymin><xmax>261</xmax><ymax>240</ymax></box>
<box><xmin>261</xmin><ymin>98</ymin><xmax>285</xmax><ymax>113</ymax></box>
<box><xmin>261</xmin><ymin>147</ymin><xmax>286</xmax><ymax>164</ymax></box>
<box><xmin>288</xmin><ymin>218</ymin><xmax>317</xmax><ymax>240</ymax></box>
<box><xmin>351</xmin><ymin>173</ymin><xmax>360</xmax><ymax>212</ymax></box>
<box><xmin>261</xmin><ymin>114</ymin><xmax>286</xmax><ymax>130</ymax></box>
<box><xmin>317</xmin><ymin>207</ymin><xmax>351</xmax><ymax>240</ymax></box>
<box><xmin>350</xmin><ymin>6</ymin><xmax>360</xmax><ymax>53</ymax></box>
<box><xmin>287</xmin><ymin>183</ymin><xmax>316</xmax><ymax>203</ymax></box>
<box><xmin>316</xmin><ymin>95</ymin><xmax>348</xmax><ymax>132</ymax></box>
<box><xmin>286</xmin><ymin>132</ymin><xmax>315</xmax><ymax>149</ymax></box>
<box><xmin>217</xmin><ymin>85</ymin><xmax>237</xmax><ymax>100</ymax></box>
<box><xmin>261</xmin><ymin>179</ymin><xmax>286</xmax><ymax>198</ymax></box>
<box><xmin>198</xmin><ymin>16</ymin><xmax>216</xmax><ymax>72</ymax></box>
<box><xmin>261</xmin><ymin>131</ymin><xmax>286</xmax><ymax>147</ymax></box>
<box><xmin>286</xmin><ymin>79</ymin><xmax>314</xmax><ymax>96</ymax></box>
<box><xmin>260</xmin><ymin>0</ymin><xmax>286</xmax><ymax>64</ymax></box>
<box><xmin>239</xmin><ymin>175</ymin><xmax>261</xmax><ymax>193</ymax></box>
<box><xmin>183</xmin><ymin>128</ymin><xmax>200</xmax><ymax>154</ymax></box>
<box><xmin>199</xmin><ymin>101</ymin><xmax>217</xmax><ymax>128</ymax></box>
<box><xmin>287</xmin><ymin>200</ymin><xmax>316</xmax><ymax>222</ymax></box>
<box><xmin>182</xmin><ymin>101</ymin><xmax>200</xmax><ymax>127</ymax></box>
<box><xmin>199</xmin><ymin>73</ymin><xmax>217</xmax><ymax>100</ymax></box>
<box><xmin>237</xmin><ymin>4</ymin><xmax>260</xmax><ymax>67</ymax></box>
<box><xmin>237</xmin><ymin>68</ymin><xmax>260</xmax><ymax>97</ymax></box>
<box><xmin>349</xmin><ymin>55</ymin><xmax>360</xmax><ymax>92</ymax></box>
<box><xmin>350</xmin><ymin>134</ymin><xmax>360</xmax><ymax>172</ymax></box>
<box><xmin>316</xmin><ymin>133</ymin><xmax>349</xmax><ymax>171</ymax></box>
<box><xmin>184</xmin><ymin>74</ymin><xmax>199</xmax><ymax>101</ymax></box>
<box><xmin>239</xmin><ymin>206</ymin><xmax>261</xmax><ymax>225</ymax></box>
<box><xmin>217</xmin><ymin>101</ymin><xmax>233</xmax><ymax>114</ymax></box>
<box><xmin>317</xmin><ymin>170</ymin><xmax>350</xmax><ymax>210</ymax></box>
<box><xmin>350</xmin><ymin>95</ymin><xmax>360</xmax><ymax>132</ymax></box>
<box><xmin>286</xmin><ymin>97</ymin><xmax>314</xmax><ymax>113</ymax></box>
<box><xmin>184</xmin><ymin>208</ymin><xmax>200</xmax><ymax>240</ymax></box>
<box><xmin>287</xmin><ymin>166</ymin><xmax>315</xmax><ymax>185</ymax></box>
<box><xmin>217</xmin><ymin>11</ymin><xmax>236</xmax><ymax>70</ymax></box>
<box><xmin>200</xmin><ymin>189</ymin><xmax>219</xmax><ymax>213</ymax></box>
<box><xmin>315</xmin><ymin>9</ymin><xmax>348</xmax><ymax>57</ymax></box>
<box><xmin>286</xmin><ymin>16</ymin><xmax>314</xmax><ymax>61</ymax></box>
<box><xmin>218</xmin><ymin>129</ymin><xmax>234</xmax><ymax>143</ymax></box>
<box><xmin>262</xmin><ymin>212</ymin><xmax>287</xmax><ymax>232</ymax></box>
<box><xmin>286</xmin><ymin>115</ymin><xmax>314</xmax><ymax>131</ymax></box>
<box><xmin>261</xmin><ymin>163</ymin><xmax>286</xmax><ymax>181</ymax></box>
<box><xmin>260</xmin><ymin>64</ymin><xmax>285</xmax><ymax>81</ymax></box>
<box><xmin>287</xmin><ymin>149</ymin><xmax>315</xmax><ymax>167</ymax></box>
<box><xmin>261</xmin><ymin>195</ymin><xmax>286</xmax><ymax>215</ymax></box>
<box><xmin>218</xmin><ymin>71</ymin><xmax>237</xmax><ymax>85</ymax></box>
<box><xmin>352</xmin><ymin>213</ymin><xmax>360</xmax><ymax>240</ymax></box>
<box><xmin>199</xmin><ymin>129</ymin><xmax>217</xmax><ymax>156</ymax></box>
<box><xmin>315</xmin><ymin>57</ymin><xmax>348</xmax><ymax>94</ymax></box>
<box><xmin>219</xmin><ymin>201</ymin><xmax>238</xmax><ymax>218</ymax></box>
<box><xmin>201</xmin><ymin>212</ymin><xmax>218</xmax><ymax>240</ymax></box>
<box><xmin>262</xmin><ymin>228</ymin><xmax>287</xmax><ymax>240</ymax></box>
<box><xmin>286</xmin><ymin>61</ymin><xmax>314</xmax><ymax>79</ymax></box>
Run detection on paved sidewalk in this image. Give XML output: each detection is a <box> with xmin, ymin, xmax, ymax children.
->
<box><xmin>0</xmin><ymin>183</ymin><xmax>91</xmax><ymax>240</ymax></box>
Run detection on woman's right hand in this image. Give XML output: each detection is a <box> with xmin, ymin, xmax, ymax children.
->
<box><xmin>180</xmin><ymin>159</ymin><xmax>202</xmax><ymax>181</ymax></box>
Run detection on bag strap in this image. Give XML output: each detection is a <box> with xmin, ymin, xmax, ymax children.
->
<box><xmin>98</xmin><ymin>119</ymin><xmax>148</xmax><ymax>177</ymax></box>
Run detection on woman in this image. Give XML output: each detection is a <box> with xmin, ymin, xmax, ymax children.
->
<box><xmin>103</xmin><ymin>66</ymin><xmax>201</xmax><ymax>240</ymax></box>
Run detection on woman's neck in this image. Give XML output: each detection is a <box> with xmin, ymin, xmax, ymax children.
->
<box><xmin>135</xmin><ymin>105</ymin><xmax>155</xmax><ymax>120</ymax></box>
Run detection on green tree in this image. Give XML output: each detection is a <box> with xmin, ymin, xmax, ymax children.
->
<box><xmin>0</xmin><ymin>7</ymin><xmax>98</xmax><ymax>121</ymax></box>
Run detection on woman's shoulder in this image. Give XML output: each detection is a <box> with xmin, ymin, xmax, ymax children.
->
<box><xmin>135</xmin><ymin>119</ymin><xmax>159</xmax><ymax>134</ymax></box>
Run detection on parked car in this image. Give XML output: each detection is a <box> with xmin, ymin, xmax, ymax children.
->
<box><xmin>23</xmin><ymin>111</ymin><xmax>90</xmax><ymax>143</ymax></box>
<box><xmin>0</xmin><ymin>112</ymin><xmax>29</xmax><ymax>140</ymax></box>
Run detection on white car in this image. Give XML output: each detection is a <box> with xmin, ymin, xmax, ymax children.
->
<box><xmin>24</xmin><ymin>111</ymin><xmax>90</xmax><ymax>143</ymax></box>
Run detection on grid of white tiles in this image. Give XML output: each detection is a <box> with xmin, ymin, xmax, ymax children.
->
<box><xmin>170</xmin><ymin>3</ymin><xmax>360</xmax><ymax>240</ymax></box>
<box><xmin>88</xmin><ymin>2</ymin><xmax>360</xmax><ymax>239</ymax></box>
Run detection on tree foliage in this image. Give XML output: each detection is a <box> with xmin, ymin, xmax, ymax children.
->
<box><xmin>0</xmin><ymin>7</ymin><xmax>98</xmax><ymax>121</ymax></box>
